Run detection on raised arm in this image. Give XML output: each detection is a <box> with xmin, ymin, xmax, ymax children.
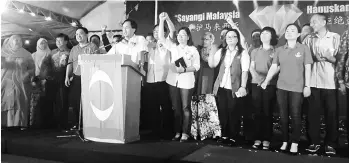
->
<box><xmin>164</xmin><ymin>13</ymin><xmax>176</xmax><ymax>39</ymax></box>
<box><xmin>226</xmin><ymin>17</ymin><xmax>247</xmax><ymax>49</ymax></box>
<box><xmin>101</xmin><ymin>25</ymin><xmax>112</xmax><ymax>52</ymax></box>
<box><xmin>158</xmin><ymin>12</ymin><xmax>167</xmax><ymax>43</ymax></box>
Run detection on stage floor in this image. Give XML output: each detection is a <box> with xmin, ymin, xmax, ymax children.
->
<box><xmin>1</xmin><ymin>129</ymin><xmax>349</xmax><ymax>163</ymax></box>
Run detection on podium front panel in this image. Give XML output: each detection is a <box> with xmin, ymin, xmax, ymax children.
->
<box><xmin>80</xmin><ymin>55</ymin><xmax>125</xmax><ymax>143</ymax></box>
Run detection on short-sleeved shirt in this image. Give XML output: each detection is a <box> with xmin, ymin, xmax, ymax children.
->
<box><xmin>251</xmin><ymin>46</ymin><xmax>276</xmax><ymax>85</ymax></box>
<box><xmin>107</xmin><ymin>35</ymin><xmax>148</xmax><ymax>63</ymax></box>
<box><xmin>273</xmin><ymin>42</ymin><xmax>313</xmax><ymax>92</ymax></box>
<box><xmin>303</xmin><ymin>31</ymin><xmax>340</xmax><ymax>89</ymax></box>
<box><xmin>68</xmin><ymin>42</ymin><xmax>99</xmax><ymax>76</ymax></box>
<box><xmin>163</xmin><ymin>41</ymin><xmax>200</xmax><ymax>89</ymax></box>
<box><xmin>214</xmin><ymin>48</ymin><xmax>250</xmax><ymax>89</ymax></box>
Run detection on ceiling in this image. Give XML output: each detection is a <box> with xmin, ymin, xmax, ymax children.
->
<box><xmin>1</xmin><ymin>0</ymin><xmax>107</xmax><ymax>41</ymax></box>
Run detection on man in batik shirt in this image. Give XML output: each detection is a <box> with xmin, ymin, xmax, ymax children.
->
<box><xmin>335</xmin><ymin>29</ymin><xmax>349</xmax><ymax>151</ymax></box>
<box><xmin>51</xmin><ymin>33</ymin><xmax>71</xmax><ymax>130</ymax></box>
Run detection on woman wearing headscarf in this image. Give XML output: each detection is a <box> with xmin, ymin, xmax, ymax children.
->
<box><xmin>1</xmin><ymin>35</ymin><xmax>35</xmax><ymax>128</ymax></box>
<box><xmin>191</xmin><ymin>32</ymin><xmax>221</xmax><ymax>140</ymax></box>
<box><xmin>31</xmin><ymin>38</ymin><xmax>54</xmax><ymax>128</ymax></box>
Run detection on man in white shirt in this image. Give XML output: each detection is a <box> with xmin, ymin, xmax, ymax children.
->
<box><xmin>303</xmin><ymin>13</ymin><xmax>340</xmax><ymax>155</ymax></box>
<box><xmin>107</xmin><ymin>19</ymin><xmax>148</xmax><ymax>69</ymax></box>
<box><xmin>142</xmin><ymin>23</ymin><xmax>175</xmax><ymax>139</ymax></box>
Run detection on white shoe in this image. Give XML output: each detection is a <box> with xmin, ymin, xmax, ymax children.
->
<box><xmin>252</xmin><ymin>140</ymin><xmax>261</xmax><ymax>149</ymax></box>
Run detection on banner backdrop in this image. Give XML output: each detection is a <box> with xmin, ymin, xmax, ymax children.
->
<box><xmin>155</xmin><ymin>1</ymin><xmax>349</xmax><ymax>116</ymax></box>
<box><xmin>158</xmin><ymin>1</ymin><xmax>349</xmax><ymax>46</ymax></box>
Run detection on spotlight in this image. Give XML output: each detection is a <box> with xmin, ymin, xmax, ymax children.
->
<box><xmin>18</xmin><ymin>9</ymin><xmax>24</xmax><ymax>13</ymax></box>
<box><xmin>25</xmin><ymin>40</ymin><xmax>30</xmax><ymax>45</ymax></box>
<box><xmin>71</xmin><ymin>22</ymin><xmax>77</xmax><ymax>27</ymax></box>
<box><xmin>45</xmin><ymin>17</ymin><xmax>52</xmax><ymax>21</ymax></box>
<box><xmin>29</xmin><ymin>28</ymin><xmax>33</xmax><ymax>31</ymax></box>
<box><xmin>30</xmin><ymin>12</ymin><xmax>36</xmax><ymax>16</ymax></box>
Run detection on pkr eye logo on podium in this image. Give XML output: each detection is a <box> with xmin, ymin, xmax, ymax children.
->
<box><xmin>89</xmin><ymin>70</ymin><xmax>114</xmax><ymax>121</ymax></box>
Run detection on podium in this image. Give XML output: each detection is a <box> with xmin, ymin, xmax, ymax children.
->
<box><xmin>79</xmin><ymin>54</ymin><xmax>144</xmax><ymax>144</ymax></box>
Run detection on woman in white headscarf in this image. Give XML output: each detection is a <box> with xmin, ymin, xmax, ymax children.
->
<box><xmin>31</xmin><ymin>38</ymin><xmax>53</xmax><ymax>128</ymax></box>
<box><xmin>1</xmin><ymin>35</ymin><xmax>35</xmax><ymax>128</ymax></box>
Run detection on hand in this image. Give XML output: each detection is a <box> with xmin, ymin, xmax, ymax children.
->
<box><xmin>237</xmin><ymin>87</ymin><xmax>247</xmax><ymax>97</ymax></box>
<box><xmin>338</xmin><ymin>83</ymin><xmax>346</xmax><ymax>95</ymax></box>
<box><xmin>59</xmin><ymin>55</ymin><xmax>67</xmax><ymax>66</ymax></box>
<box><xmin>315</xmin><ymin>55</ymin><xmax>326</xmax><ymax>62</ymax></box>
<box><xmin>65</xmin><ymin>76</ymin><xmax>70</xmax><ymax>87</ymax></box>
<box><xmin>257</xmin><ymin>77</ymin><xmax>266</xmax><ymax>86</ymax></box>
<box><xmin>101</xmin><ymin>25</ymin><xmax>107</xmax><ymax>30</ymax></box>
<box><xmin>163</xmin><ymin>12</ymin><xmax>169</xmax><ymax>20</ymax></box>
<box><xmin>320</xmin><ymin>49</ymin><xmax>334</xmax><ymax>61</ymax></box>
<box><xmin>260</xmin><ymin>80</ymin><xmax>269</xmax><ymax>89</ymax></box>
<box><xmin>159</xmin><ymin>12</ymin><xmax>167</xmax><ymax>21</ymax></box>
<box><xmin>225</xmin><ymin>16</ymin><xmax>237</xmax><ymax>28</ymax></box>
<box><xmin>176</xmin><ymin>66</ymin><xmax>185</xmax><ymax>73</ymax></box>
<box><xmin>303</xmin><ymin>86</ymin><xmax>311</xmax><ymax>97</ymax></box>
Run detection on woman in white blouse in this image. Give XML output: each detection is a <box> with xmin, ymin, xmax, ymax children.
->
<box><xmin>158</xmin><ymin>12</ymin><xmax>200</xmax><ymax>142</ymax></box>
<box><xmin>208</xmin><ymin>28</ymin><xmax>250</xmax><ymax>146</ymax></box>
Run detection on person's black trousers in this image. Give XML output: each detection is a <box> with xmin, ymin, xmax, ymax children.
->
<box><xmin>251</xmin><ymin>84</ymin><xmax>276</xmax><ymax>141</ymax></box>
<box><xmin>143</xmin><ymin>82</ymin><xmax>173</xmax><ymax>136</ymax></box>
<box><xmin>68</xmin><ymin>75</ymin><xmax>82</xmax><ymax>128</ymax></box>
<box><xmin>216</xmin><ymin>88</ymin><xmax>242</xmax><ymax>139</ymax></box>
<box><xmin>308</xmin><ymin>88</ymin><xmax>338</xmax><ymax>146</ymax></box>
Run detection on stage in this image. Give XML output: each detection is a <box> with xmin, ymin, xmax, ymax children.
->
<box><xmin>1</xmin><ymin>129</ymin><xmax>348</xmax><ymax>163</ymax></box>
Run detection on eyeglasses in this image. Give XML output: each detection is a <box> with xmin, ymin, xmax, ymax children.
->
<box><xmin>226</xmin><ymin>36</ymin><xmax>237</xmax><ymax>39</ymax></box>
<box><xmin>177</xmin><ymin>35</ymin><xmax>188</xmax><ymax>38</ymax></box>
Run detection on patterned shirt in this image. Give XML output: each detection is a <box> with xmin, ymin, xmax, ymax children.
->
<box><xmin>51</xmin><ymin>47</ymin><xmax>70</xmax><ymax>71</ymax></box>
<box><xmin>303</xmin><ymin>31</ymin><xmax>340</xmax><ymax>89</ymax></box>
<box><xmin>335</xmin><ymin>29</ymin><xmax>349</xmax><ymax>88</ymax></box>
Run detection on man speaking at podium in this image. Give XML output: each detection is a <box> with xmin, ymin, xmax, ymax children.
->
<box><xmin>107</xmin><ymin>19</ymin><xmax>148</xmax><ymax>70</ymax></box>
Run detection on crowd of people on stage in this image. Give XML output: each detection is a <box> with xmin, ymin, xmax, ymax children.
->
<box><xmin>1</xmin><ymin>11</ymin><xmax>349</xmax><ymax>156</ymax></box>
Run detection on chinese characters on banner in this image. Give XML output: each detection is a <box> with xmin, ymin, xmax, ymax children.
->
<box><xmin>190</xmin><ymin>22</ymin><xmax>240</xmax><ymax>32</ymax></box>
<box><xmin>327</xmin><ymin>15</ymin><xmax>349</xmax><ymax>25</ymax></box>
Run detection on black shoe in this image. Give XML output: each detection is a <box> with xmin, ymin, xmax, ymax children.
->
<box><xmin>325</xmin><ymin>145</ymin><xmax>336</xmax><ymax>155</ymax></box>
<box><xmin>172</xmin><ymin>134</ymin><xmax>181</xmax><ymax>141</ymax></box>
<box><xmin>306</xmin><ymin>144</ymin><xmax>320</xmax><ymax>154</ymax></box>
<box><xmin>227</xmin><ymin>139</ymin><xmax>237</xmax><ymax>146</ymax></box>
<box><xmin>70</xmin><ymin>125</ymin><xmax>78</xmax><ymax>131</ymax></box>
<box><xmin>217</xmin><ymin>137</ymin><xmax>227</xmax><ymax>143</ymax></box>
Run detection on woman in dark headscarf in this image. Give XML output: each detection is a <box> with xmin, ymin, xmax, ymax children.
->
<box><xmin>1</xmin><ymin>35</ymin><xmax>35</xmax><ymax>128</ymax></box>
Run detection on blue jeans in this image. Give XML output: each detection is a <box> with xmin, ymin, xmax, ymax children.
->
<box><xmin>277</xmin><ymin>89</ymin><xmax>303</xmax><ymax>143</ymax></box>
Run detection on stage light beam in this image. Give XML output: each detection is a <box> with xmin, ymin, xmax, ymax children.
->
<box><xmin>45</xmin><ymin>17</ymin><xmax>52</xmax><ymax>21</ymax></box>
<box><xmin>232</xmin><ymin>0</ymin><xmax>240</xmax><ymax>12</ymax></box>
<box><xmin>253</xmin><ymin>0</ymin><xmax>258</xmax><ymax>9</ymax></box>
<box><xmin>71</xmin><ymin>22</ymin><xmax>77</xmax><ymax>27</ymax></box>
